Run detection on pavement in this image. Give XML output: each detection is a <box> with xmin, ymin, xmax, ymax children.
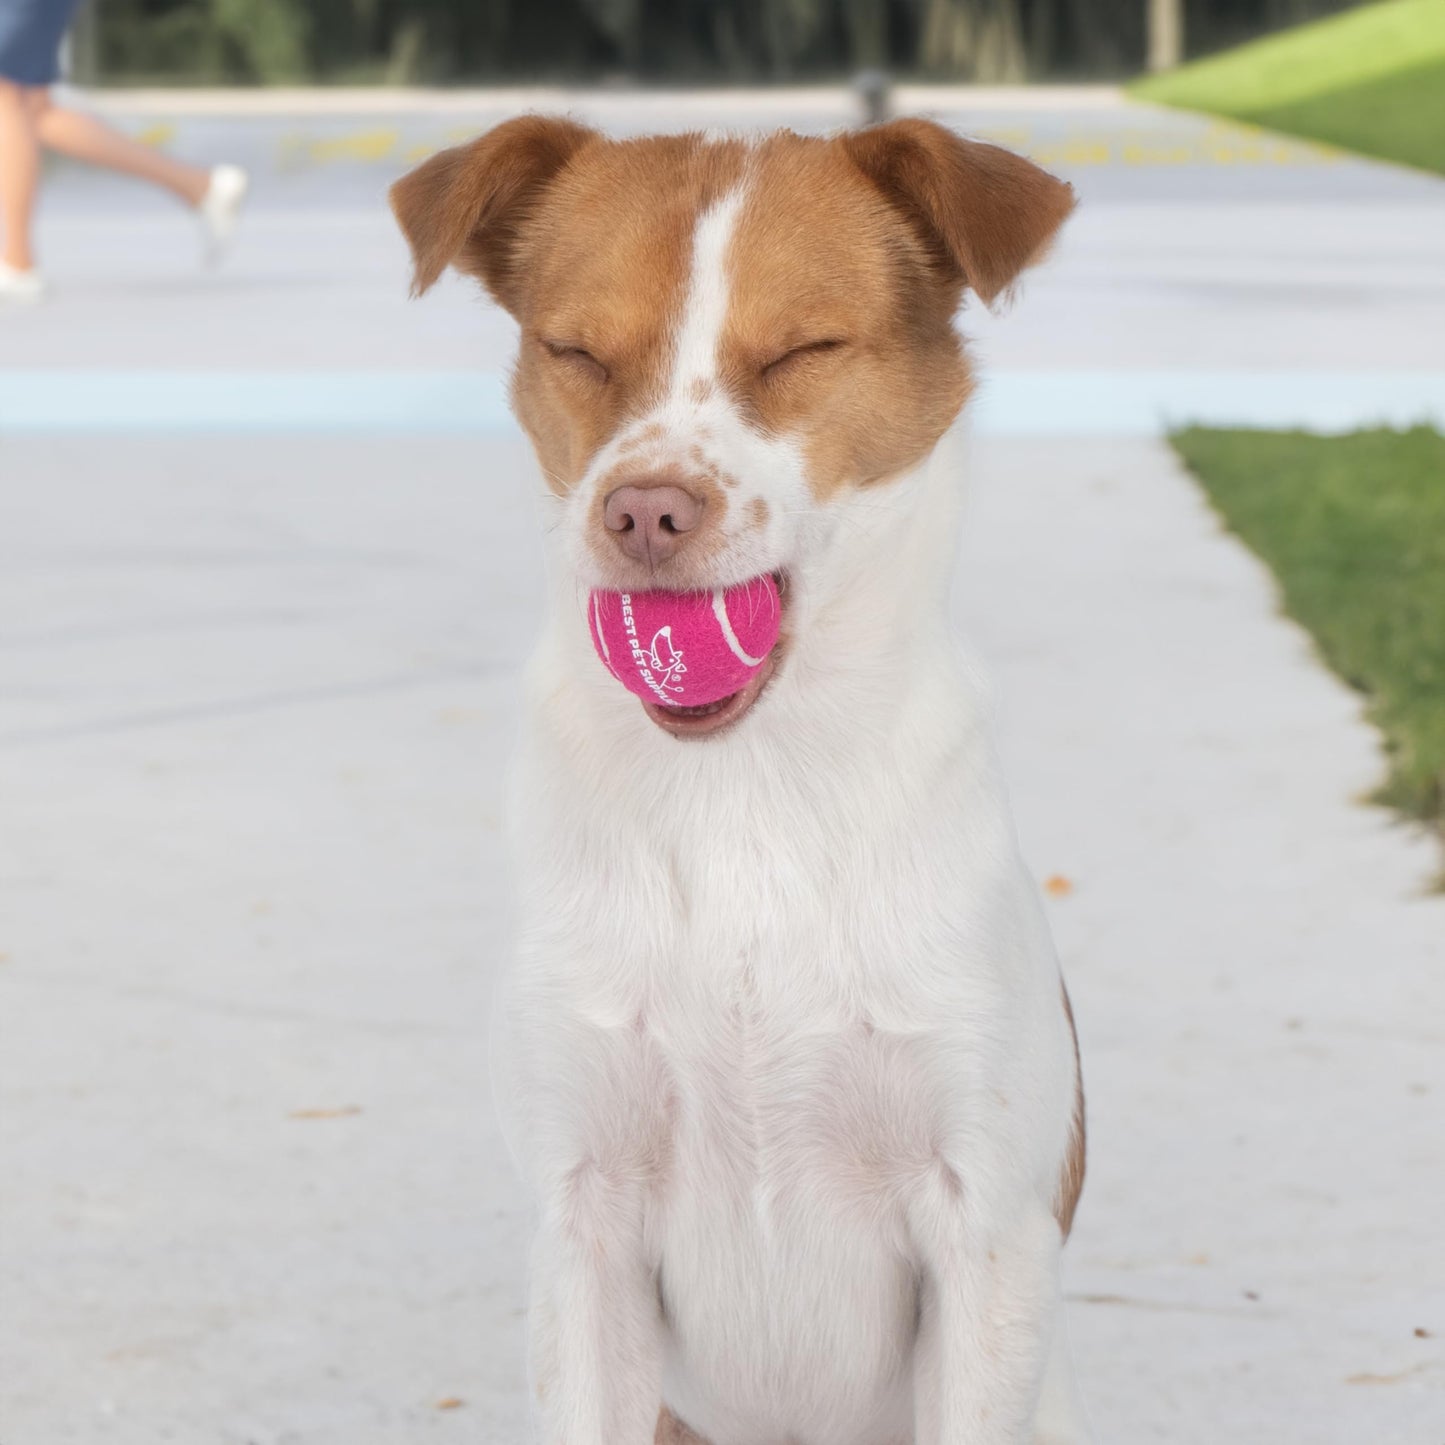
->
<box><xmin>1</xmin><ymin>87</ymin><xmax>1443</xmax><ymax>1444</ymax></box>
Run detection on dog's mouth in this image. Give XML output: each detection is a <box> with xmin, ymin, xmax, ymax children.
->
<box><xmin>642</xmin><ymin>572</ymin><xmax>787</xmax><ymax>739</ymax></box>
<box><xmin>643</xmin><ymin>651</ymin><xmax>778</xmax><ymax>738</ymax></box>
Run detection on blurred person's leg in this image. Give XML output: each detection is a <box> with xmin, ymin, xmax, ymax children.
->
<box><xmin>0</xmin><ymin>78</ymin><xmax>41</xmax><ymax>270</ymax></box>
<box><xmin>27</xmin><ymin>89</ymin><xmax>210</xmax><ymax>206</ymax></box>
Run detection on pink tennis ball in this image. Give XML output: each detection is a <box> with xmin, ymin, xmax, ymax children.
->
<box><xmin>587</xmin><ymin>576</ymin><xmax>782</xmax><ymax>709</ymax></box>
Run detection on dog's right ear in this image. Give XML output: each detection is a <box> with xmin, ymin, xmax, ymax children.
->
<box><xmin>389</xmin><ymin>115</ymin><xmax>598</xmax><ymax>309</ymax></box>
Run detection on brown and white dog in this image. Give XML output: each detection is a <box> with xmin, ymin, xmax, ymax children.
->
<box><xmin>391</xmin><ymin>116</ymin><xmax>1088</xmax><ymax>1445</ymax></box>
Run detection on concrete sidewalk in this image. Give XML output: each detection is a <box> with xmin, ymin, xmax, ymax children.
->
<box><xmin>2</xmin><ymin>90</ymin><xmax>1443</xmax><ymax>1444</ymax></box>
<box><xmin>2</xmin><ymin>431</ymin><xmax>1441</xmax><ymax>1443</ymax></box>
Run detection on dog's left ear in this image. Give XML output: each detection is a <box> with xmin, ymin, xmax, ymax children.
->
<box><xmin>843</xmin><ymin>118</ymin><xmax>1075</xmax><ymax>307</ymax></box>
<box><xmin>389</xmin><ymin>115</ymin><xmax>599</xmax><ymax>308</ymax></box>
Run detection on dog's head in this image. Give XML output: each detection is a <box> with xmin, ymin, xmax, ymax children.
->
<box><xmin>391</xmin><ymin>118</ymin><xmax>1072</xmax><ymax>733</ymax></box>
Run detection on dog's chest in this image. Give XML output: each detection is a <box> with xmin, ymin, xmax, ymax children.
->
<box><xmin>506</xmin><ymin>730</ymin><xmax>1050</xmax><ymax>1440</ymax></box>
<box><xmin>511</xmin><ymin>762</ymin><xmax>1016</xmax><ymax>1202</ymax></box>
<box><xmin>645</xmin><ymin>927</ymin><xmax>945</xmax><ymax>1209</ymax></box>
<box><xmin>633</xmin><ymin>917</ymin><xmax>939</xmax><ymax>1440</ymax></box>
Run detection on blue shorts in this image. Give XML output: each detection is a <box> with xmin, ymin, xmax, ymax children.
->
<box><xmin>0</xmin><ymin>0</ymin><xmax>84</xmax><ymax>86</ymax></box>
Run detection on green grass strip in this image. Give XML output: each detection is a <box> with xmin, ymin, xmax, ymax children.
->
<box><xmin>1133</xmin><ymin>0</ymin><xmax>1445</xmax><ymax>111</ymax></box>
<box><xmin>1131</xmin><ymin>0</ymin><xmax>1445</xmax><ymax>175</ymax></box>
<box><xmin>1170</xmin><ymin>426</ymin><xmax>1445</xmax><ymax>837</ymax></box>
<box><xmin>1239</xmin><ymin>57</ymin><xmax>1445</xmax><ymax>175</ymax></box>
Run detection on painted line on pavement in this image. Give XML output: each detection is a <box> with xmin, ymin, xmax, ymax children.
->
<box><xmin>972</xmin><ymin>369</ymin><xmax>1445</xmax><ymax>435</ymax></box>
<box><xmin>0</xmin><ymin>371</ymin><xmax>514</xmax><ymax>434</ymax></box>
<box><xmin>1</xmin><ymin>369</ymin><xmax>1441</xmax><ymax>436</ymax></box>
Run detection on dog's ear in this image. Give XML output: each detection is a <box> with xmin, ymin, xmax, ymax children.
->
<box><xmin>842</xmin><ymin>118</ymin><xmax>1075</xmax><ymax>307</ymax></box>
<box><xmin>389</xmin><ymin>115</ymin><xmax>598</xmax><ymax>308</ymax></box>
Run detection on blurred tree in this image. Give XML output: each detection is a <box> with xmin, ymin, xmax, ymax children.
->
<box><xmin>97</xmin><ymin>0</ymin><xmax>308</xmax><ymax>82</ymax></box>
<box><xmin>916</xmin><ymin>0</ymin><xmax>1028</xmax><ymax>80</ymax></box>
<box><xmin>86</xmin><ymin>0</ymin><xmax>1369</xmax><ymax>85</ymax></box>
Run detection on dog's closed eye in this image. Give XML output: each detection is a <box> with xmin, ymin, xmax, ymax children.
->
<box><xmin>542</xmin><ymin>339</ymin><xmax>609</xmax><ymax>384</ymax></box>
<box><xmin>759</xmin><ymin>338</ymin><xmax>849</xmax><ymax>380</ymax></box>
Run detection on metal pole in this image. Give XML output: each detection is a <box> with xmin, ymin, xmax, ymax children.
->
<box><xmin>1147</xmin><ymin>0</ymin><xmax>1184</xmax><ymax>72</ymax></box>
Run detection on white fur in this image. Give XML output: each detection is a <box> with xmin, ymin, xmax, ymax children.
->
<box><xmin>671</xmin><ymin>188</ymin><xmax>748</xmax><ymax>395</ymax></box>
<box><xmin>495</xmin><ymin>162</ymin><xmax>1089</xmax><ymax>1445</ymax></box>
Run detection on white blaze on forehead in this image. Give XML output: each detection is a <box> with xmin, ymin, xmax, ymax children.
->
<box><xmin>669</xmin><ymin>184</ymin><xmax>748</xmax><ymax>397</ymax></box>
<box><xmin>567</xmin><ymin>166</ymin><xmax>810</xmax><ymax>590</ymax></box>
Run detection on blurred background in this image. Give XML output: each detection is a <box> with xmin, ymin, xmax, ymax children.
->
<box><xmin>1</xmin><ymin>2</ymin><xmax>1442</xmax><ymax>1443</ymax></box>
<box><xmin>64</xmin><ymin>0</ymin><xmax>1376</xmax><ymax>85</ymax></box>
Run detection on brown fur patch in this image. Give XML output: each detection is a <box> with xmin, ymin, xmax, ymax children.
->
<box><xmin>618</xmin><ymin>422</ymin><xmax>668</xmax><ymax>457</ymax></box>
<box><xmin>714</xmin><ymin>131</ymin><xmax>975</xmax><ymax>500</ymax></box>
<box><xmin>746</xmin><ymin>496</ymin><xmax>770</xmax><ymax>531</ymax></box>
<box><xmin>396</xmin><ymin>125</ymin><xmax>748</xmax><ymax>496</ymax></box>
<box><xmin>842</xmin><ymin>118</ymin><xmax>1077</xmax><ymax>307</ymax></box>
<box><xmin>1054</xmin><ymin>982</ymin><xmax>1087</xmax><ymax>1238</ymax></box>
<box><xmin>508</xmin><ymin>135</ymin><xmax>748</xmax><ymax>495</ymax></box>
<box><xmin>388</xmin><ymin>115</ymin><xmax>598</xmax><ymax>305</ymax></box>
<box><xmin>655</xmin><ymin>1408</ymin><xmax>709</xmax><ymax>1444</ymax></box>
<box><xmin>390</xmin><ymin>120</ymin><xmax>1073</xmax><ymax>504</ymax></box>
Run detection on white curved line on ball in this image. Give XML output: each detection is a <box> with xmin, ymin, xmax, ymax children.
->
<box><xmin>712</xmin><ymin>588</ymin><xmax>767</xmax><ymax>668</ymax></box>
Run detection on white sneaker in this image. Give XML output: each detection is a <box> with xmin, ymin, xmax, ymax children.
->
<box><xmin>0</xmin><ymin>261</ymin><xmax>46</xmax><ymax>304</ymax></box>
<box><xmin>198</xmin><ymin>164</ymin><xmax>249</xmax><ymax>263</ymax></box>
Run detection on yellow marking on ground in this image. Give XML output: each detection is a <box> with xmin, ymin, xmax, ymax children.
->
<box><xmin>275</xmin><ymin>128</ymin><xmax>402</xmax><ymax>168</ymax></box>
<box><xmin>309</xmin><ymin>128</ymin><xmax>399</xmax><ymax>163</ymax></box>
<box><xmin>266</xmin><ymin>123</ymin><xmax>1342</xmax><ymax>171</ymax></box>
<box><xmin>1027</xmin><ymin>125</ymin><xmax>1343</xmax><ymax>167</ymax></box>
<box><xmin>133</xmin><ymin>123</ymin><xmax>176</xmax><ymax>148</ymax></box>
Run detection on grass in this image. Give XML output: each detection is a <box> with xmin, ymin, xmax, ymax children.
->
<box><xmin>1131</xmin><ymin>0</ymin><xmax>1445</xmax><ymax>175</ymax></box>
<box><xmin>1170</xmin><ymin>426</ymin><xmax>1445</xmax><ymax>843</ymax></box>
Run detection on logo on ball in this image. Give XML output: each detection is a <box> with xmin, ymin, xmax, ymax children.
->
<box><xmin>646</xmin><ymin>628</ymin><xmax>687</xmax><ymax>694</ymax></box>
<box><xmin>588</xmin><ymin>576</ymin><xmax>782</xmax><ymax>710</ymax></box>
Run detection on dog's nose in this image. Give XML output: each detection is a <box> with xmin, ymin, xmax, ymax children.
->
<box><xmin>603</xmin><ymin>483</ymin><xmax>705</xmax><ymax>565</ymax></box>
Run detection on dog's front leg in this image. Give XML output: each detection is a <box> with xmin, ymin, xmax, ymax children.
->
<box><xmin>528</xmin><ymin>1165</ymin><xmax>662</xmax><ymax>1445</ymax></box>
<box><xmin>910</xmin><ymin>1190</ymin><xmax>1062</xmax><ymax>1445</ymax></box>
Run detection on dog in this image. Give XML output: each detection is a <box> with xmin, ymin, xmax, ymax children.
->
<box><xmin>391</xmin><ymin>115</ymin><xmax>1089</xmax><ymax>1445</ymax></box>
